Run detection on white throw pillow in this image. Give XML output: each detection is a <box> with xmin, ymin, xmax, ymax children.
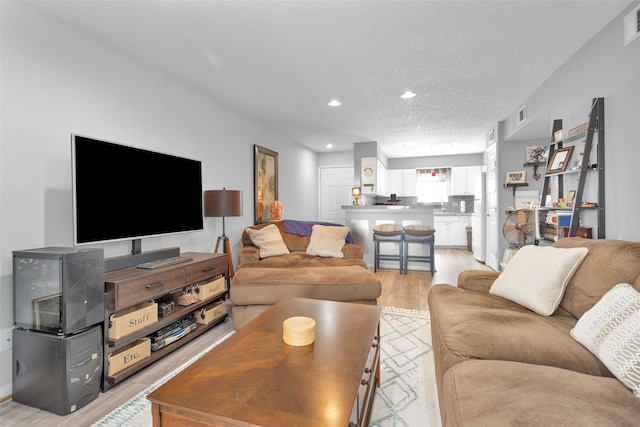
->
<box><xmin>245</xmin><ymin>224</ymin><xmax>290</xmax><ymax>259</ymax></box>
<box><xmin>489</xmin><ymin>245</ymin><xmax>588</xmax><ymax>316</ymax></box>
<box><xmin>306</xmin><ymin>224</ymin><xmax>350</xmax><ymax>258</ymax></box>
<box><xmin>571</xmin><ymin>283</ymin><xmax>640</xmax><ymax>397</ymax></box>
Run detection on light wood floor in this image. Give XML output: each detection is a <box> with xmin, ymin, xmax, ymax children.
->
<box><xmin>376</xmin><ymin>248</ymin><xmax>493</xmax><ymax>311</ymax></box>
<box><xmin>0</xmin><ymin>248</ymin><xmax>491</xmax><ymax>426</ymax></box>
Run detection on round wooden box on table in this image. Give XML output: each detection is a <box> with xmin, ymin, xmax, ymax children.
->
<box><xmin>283</xmin><ymin>316</ymin><xmax>316</xmax><ymax>346</ymax></box>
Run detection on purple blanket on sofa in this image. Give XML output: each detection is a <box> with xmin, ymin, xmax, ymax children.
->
<box><xmin>283</xmin><ymin>219</ymin><xmax>354</xmax><ymax>244</ymax></box>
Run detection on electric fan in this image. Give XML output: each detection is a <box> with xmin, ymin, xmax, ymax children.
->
<box><xmin>502</xmin><ymin>209</ymin><xmax>536</xmax><ymax>247</ymax></box>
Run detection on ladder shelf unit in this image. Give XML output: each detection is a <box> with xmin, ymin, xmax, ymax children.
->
<box><xmin>537</xmin><ymin>97</ymin><xmax>605</xmax><ymax>244</ymax></box>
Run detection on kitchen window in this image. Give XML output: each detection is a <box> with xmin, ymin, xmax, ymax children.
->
<box><xmin>417</xmin><ymin>168</ymin><xmax>449</xmax><ymax>203</ymax></box>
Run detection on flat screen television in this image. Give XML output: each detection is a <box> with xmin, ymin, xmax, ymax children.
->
<box><xmin>72</xmin><ymin>134</ymin><xmax>203</xmax><ymax>249</ymax></box>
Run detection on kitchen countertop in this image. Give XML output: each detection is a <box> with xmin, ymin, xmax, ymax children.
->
<box><xmin>434</xmin><ymin>212</ymin><xmax>472</xmax><ymax>216</ymax></box>
<box><xmin>341</xmin><ymin>204</ymin><xmax>471</xmax><ymax>215</ymax></box>
<box><xmin>341</xmin><ymin>204</ymin><xmax>441</xmax><ymax>210</ymax></box>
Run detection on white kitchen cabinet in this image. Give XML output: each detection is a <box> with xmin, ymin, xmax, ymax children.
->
<box><xmin>434</xmin><ymin>215</ymin><xmax>470</xmax><ymax>247</ymax></box>
<box><xmin>466</xmin><ymin>166</ymin><xmax>481</xmax><ymax>194</ymax></box>
<box><xmin>403</xmin><ymin>169</ymin><xmax>417</xmax><ymax>196</ymax></box>
<box><xmin>388</xmin><ymin>169</ymin><xmax>417</xmax><ymax>197</ymax></box>
<box><xmin>450</xmin><ymin>166</ymin><xmax>482</xmax><ymax>195</ymax></box>
<box><xmin>389</xmin><ymin>169</ymin><xmax>403</xmax><ymax>195</ymax></box>
<box><xmin>376</xmin><ymin>159</ymin><xmax>388</xmax><ymax>196</ymax></box>
<box><xmin>450</xmin><ymin>167</ymin><xmax>468</xmax><ymax>195</ymax></box>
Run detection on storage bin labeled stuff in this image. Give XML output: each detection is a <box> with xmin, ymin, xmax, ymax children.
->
<box><xmin>197</xmin><ymin>276</ymin><xmax>226</xmax><ymax>301</ymax></box>
<box><xmin>108</xmin><ymin>301</ymin><xmax>158</xmax><ymax>340</ymax></box>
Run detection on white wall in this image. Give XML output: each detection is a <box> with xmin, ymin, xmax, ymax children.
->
<box><xmin>494</xmin><ymin>2</ymin><xmax>640</xmax><ymax>263</ymax></box>
<box><xmin>317</xmin><ymin>150</ymin><xmax>353</xmax><ymax>167</ymax></box>
<box><xmin>0</xmin><ymin>1</ymin><xmax>317</xmax><ymax>398</ymax></box>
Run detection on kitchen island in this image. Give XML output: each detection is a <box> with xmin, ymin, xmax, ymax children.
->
<box><xmin>342</xmin><ymin>204</ymin><xmax>441</xmax><ymax>269</ymax></box>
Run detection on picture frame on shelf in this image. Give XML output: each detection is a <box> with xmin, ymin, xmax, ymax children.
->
<box><xmin>254</xmin><ymin>145</ymin><xmax>278</xmax><ymax>224</ymax></box>
<box><xmin>553</xmin><ymin>129</ymin><xmax>564</xmax><ymax>142</ymax></box>
<box><xmin>525</xmin><ymin>145</ymin><xmax>547</xmax><ymax>163</ymax></box>
<box><xmin>546</xmin><ymin>146</ymin><xmax>574</xmax><ymax>174</ymax></box>
<box><xmin>566</xmin><ymin>190</ymin><xmax>576</xmax><ymax>203</ymax></box>
<box><xmin>568</xmin><ymin>123</ymin><xmax>588</xmax><ymax>137</ymax></box>
<box><xmin>505</xmin><ymin>170</ymin><xmax>526</xmax><ymax>184</ymax></box>
<box><xmin>573</xmin><ymin>153</ymin><xmax>583</xmax><ymax>170</ymax></box>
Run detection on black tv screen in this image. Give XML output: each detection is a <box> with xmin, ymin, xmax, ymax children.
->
<box><xmin>72</xmin><ymin>134</ymin><xmax>203</xmax><ymax>246</ymax></box>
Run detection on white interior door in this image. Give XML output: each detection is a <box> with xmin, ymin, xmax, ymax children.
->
<box><xmin>319</xmin><ymin>166</ymin><xmax>353</xmax><ymax>224</ymax></box>
<box><xmin>485</xmin><ymin>145</ymin><xmax>499</xmax><ymax>270</ymax></box>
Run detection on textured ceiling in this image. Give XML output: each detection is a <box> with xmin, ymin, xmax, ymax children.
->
<box><xmin>32</xmin><ymin>0</ymin><xmax>631</xmax><ymax>158</ymax></box>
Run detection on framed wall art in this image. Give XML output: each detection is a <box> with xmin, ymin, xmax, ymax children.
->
<box><xmin>525</xmin><ymin>145</ymin><xmax>547</xmax><ymax>163</ymax></box>
<box><xmin>254</xmin><ymin>145</ymin><xmax>278</xmax><ymax>224</ymax></box>
<box><xmin>546</xmin><ymin>146</ymin><xmax>574</xmax><ymax>174</ymax></box>
<box><xmin>505</xmin><ymin>170</ymin><xmax>526</xmax><ymax>185</ymax></box>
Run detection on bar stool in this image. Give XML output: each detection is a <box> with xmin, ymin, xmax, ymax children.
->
<box><xmin>403</xmin><ymin>225</ymin><xmax>436</xmax><ymax>275</ymax></box>
<box><xmin>373</xmin><ymin>224</ymin><xmax>404</xmax><ymax>273</ymax></box>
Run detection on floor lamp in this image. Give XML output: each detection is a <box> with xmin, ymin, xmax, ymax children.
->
<box><xmin>204</xmin><ymin>189</ymin><xmax>242</xmax><ymax>279</ymax></box>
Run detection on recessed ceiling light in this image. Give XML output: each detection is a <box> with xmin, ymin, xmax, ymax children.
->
<box><xmin>326</xmin><ymin>144</ymin><xmax>334</xmax><ymax>149</ymax></box>
<box><xmin>401</xmin><ymin>91</ymin><xmax>416</xmax><ymax>99</ymax></box>
<box><xmin>328</xmin><ymin>100</ymin><xmax>342</xmax><ymax>107</ymax></box>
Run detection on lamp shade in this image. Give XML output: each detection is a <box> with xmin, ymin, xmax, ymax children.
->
<box><xmin>204</xmin><ymin>189</ymin><xmax>242</xmax><ymax>218</ymax></box>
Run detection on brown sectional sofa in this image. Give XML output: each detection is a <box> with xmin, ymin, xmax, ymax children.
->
<box><xmin>230</xmin><ymin>221</ymin><xmax>382</xmax><ymax>330</ymax></box>
<box><xmin>428</xmin><ymin>238</ymin><xmax>640</xmax><ymax>426</ymax></box>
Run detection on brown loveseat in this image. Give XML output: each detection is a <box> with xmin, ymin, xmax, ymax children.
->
<box><xmin>428</xmin><ymin>238</ymin><xmax>640</xmax><ymax>426</ymax></box>
<box><xmin>230</xmin><ymin>220</ymin><xmax>381</xmax><ymax>330</ymax></box>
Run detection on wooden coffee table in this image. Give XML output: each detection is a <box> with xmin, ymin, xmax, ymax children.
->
<box><xmin>147</xmin><ymin>297</ymin><xmax>382</xmax><ymax>426</ymax></box>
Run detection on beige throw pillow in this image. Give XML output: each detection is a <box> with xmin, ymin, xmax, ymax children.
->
<box><xmin>245</xmin><ymin>224</ymin><xmax>290</xmax><ymax>259</ymax></box>
<box><xmin>306</xmin><ymin>224</ymin><xmax>350</xmax><ymax>258</ymax></box>
<box><xmin>489</xmin><ymin>245</ymin><xmax>588</xmax><ymax>316</ymax></box>
<box><xmin>571</xmin><ymin>283</ymin><xmax>640</xmax><ymax>397</ymax></box>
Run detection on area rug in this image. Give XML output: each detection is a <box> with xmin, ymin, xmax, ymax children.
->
<box><xmin>93</xmin><ymin>307</ymin><xmax>440</xmax><ymax>426</ymax></box>
<box><xmin>371</xmin><ymin>307</ymin><xmax>440</xmax><ymax>427</ymax></box>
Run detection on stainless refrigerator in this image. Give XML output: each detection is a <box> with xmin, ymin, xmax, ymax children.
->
<box><xmin>471</xmin><ymin>172</ymin><xmax>486</xmax><ymax>262</ymax></box>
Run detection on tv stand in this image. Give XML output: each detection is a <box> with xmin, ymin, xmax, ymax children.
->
<box><xmin>104</xmin><ymin>247</ymin><xmax>180</xmax><ymax>272</ymax></box>
<box><xmin>102</xmin><ymin>252</ymin><xmax>228</xmax><ymax>391</ymax></box>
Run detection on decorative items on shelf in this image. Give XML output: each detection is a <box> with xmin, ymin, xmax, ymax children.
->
<box><xmin>581</xmin><ymin>202</ymin><xmax>599</xmax><ymax>208</ymax></box>
<box><xmin>351</xmin><ymin>187</ymin><xmax>361</xmax><ymax>206</ymax></box>
<box><xmin>526</xmin><ymin>145</ymin><xmax>547</xmax><ymax>163</ymax></box>
<box><xmin>525</xmin><ymin>145</ymin><xmax>547</xmax><ymax>181</ymax></box>
<box><xmin>269</xmin><ymin>200</ymin><xmax>282</xmax><ymax>220</ymax></box>
<box><xmin>572</xmin><ymin>138</ymin><xmax>594</xmax><ymax>172</ymax></box>
<box><xmin>568</xmin><ymin>122</ymin><xmax>588</xmax><ymax>137</ymax></box>
<box><xmin>178</xmin><ymin>284</ymin><xmax>198</xmax><ymax>306</ymax></box>
<box><xmin>539</xmin><ymin>98</ymin><xmax>605</xmax><ymax>240</ymax></box>
<box><xmin>553</xmin><ymin>190</ymin><xmax>576</xmax><ymax>208</ymax></box>
<box><xmin>553</xmin><ymin>200</ymin><xmax>572</xmax><ymax>208</ymax></box>
<box><xmin>546</xmin><ymin>146</ymin><xmax>574</xmax><ymax>174</ymax></box>
<box><xmin>553</xmin><ymin>129</ymin><xmax>563</xmax><ymax>142</ymax></box>
<box><xmin>505</xmin><ymin>170</ymin><xmax>526</xmax><ymax>184</ymax></box>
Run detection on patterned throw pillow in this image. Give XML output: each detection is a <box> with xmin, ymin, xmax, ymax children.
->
<box><xmin>571</xmin><ymin>283</ymin><xmax>640</xmax><ymax>397</ymax></box>
<box><xmin>245</xmin><ymin>224</ymin><xmax>290</xmax><ymax>259</ymax></box>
